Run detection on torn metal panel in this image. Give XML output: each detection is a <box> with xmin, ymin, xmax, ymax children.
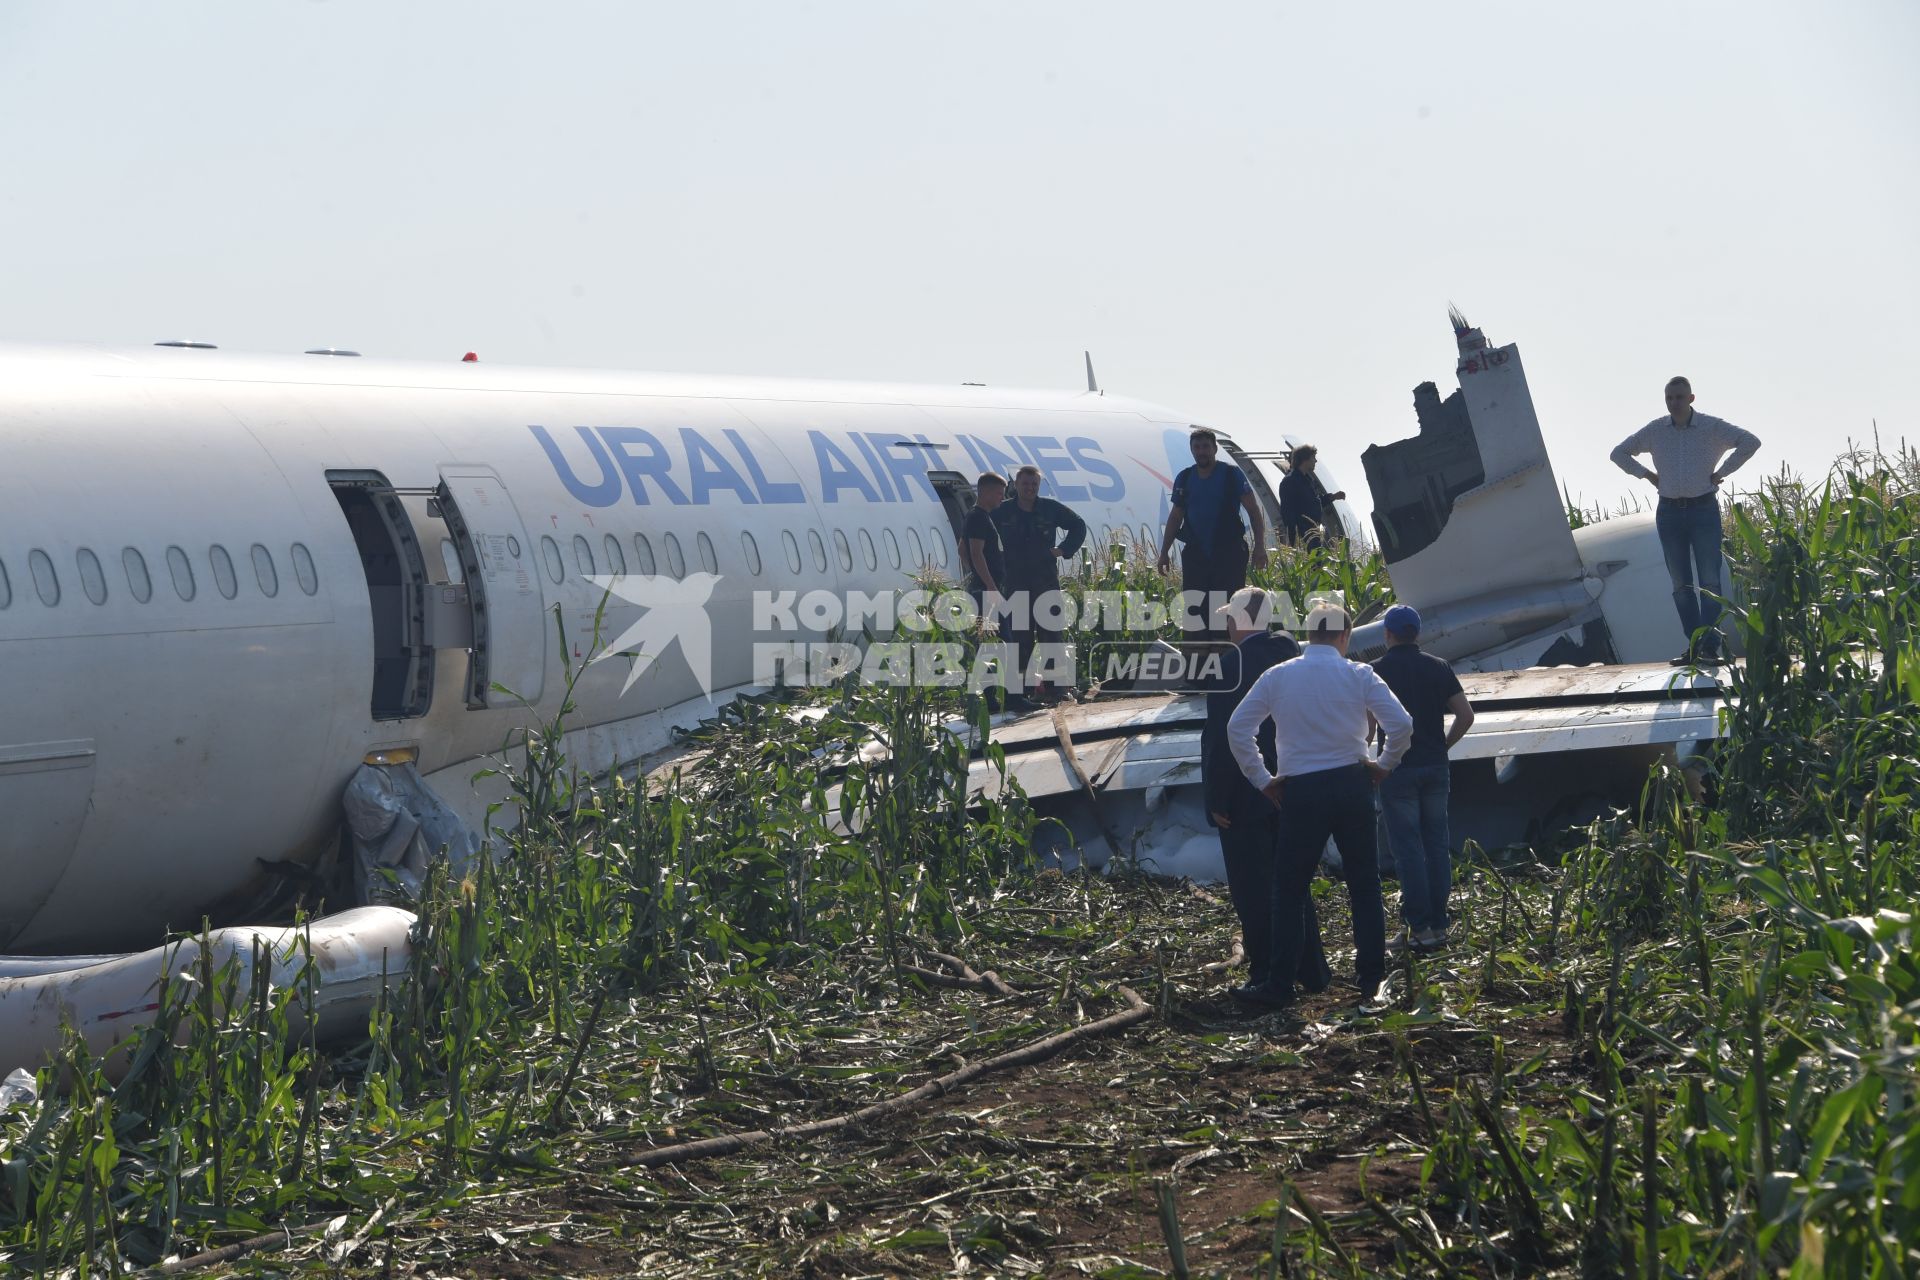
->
<box><xmin>1359</xmin><ymin>317</ymin><xmax>1584</xmax><ymax>611</ymax></box>
<box><xmin>1362</xmin><ymin>380</ymin><xmax>1484</xmax><ymax>562</ymax></box>
<box><xmin>1094</xmin><ymin>729</ymin><xmax>1206</xmax><ymax>793</ymax></box>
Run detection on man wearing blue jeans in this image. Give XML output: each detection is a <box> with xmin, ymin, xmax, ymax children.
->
<box><xmin>1372</xmin><ymin>606</ymin><xmax>1475</xmax><ymax>953</ymax></box>
<box><xmin>1610</xmin><ymin>377</ymin><xmax>1762</xmax><ymax>665</ymax></box>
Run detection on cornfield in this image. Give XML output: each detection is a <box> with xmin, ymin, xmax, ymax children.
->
<box><xmin>0</xmin><ymin>454</ymin><xmax>1913</xmax><ymax>1277</ymax></box>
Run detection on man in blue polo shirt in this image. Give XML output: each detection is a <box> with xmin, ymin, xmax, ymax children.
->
<box><xmin>1371</xmin><ymin>605</ymin><xmax>1475</xmax><ymax>952</ymax></box>
<box><xmin>1156</xmin><ymin>428</ymin><xmax>1268</xmax><ymax>639</ymax></box>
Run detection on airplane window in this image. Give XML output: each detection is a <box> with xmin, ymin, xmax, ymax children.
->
<box><xmin>928</xmin><ymin>527</ymin><xmax>948</xmax><ymax>568</ymax></box>
<box><xmin>210</xmin><ymin>545</ymin><xmax>239</xmax><ymax>599</ymax></box>
<box><xmin>604</xmin><ymin>534</ymin><xmax>627</xmax><ymax>575</ymax></box>
<box><xmin>906</xmin><ymin>528</ymin><xmax>925</xmax><ymax>569</ymax></box>
<box><xmin>77</xmin><ymin>548</ymin><xmax>107</xmax><ymax>605</ymax></box>
<box><xmin>506</xmin><ymin>535</ymin><xmax>522</xmax><ymax>559</ymax></box>
<box><xmin>290</xmin><ymin>543</ymin><xmax>319</xmax><ymax>596</ymax></box>
<box><xmin>540</xmin><ymin>536</ymin><xmax>564</xmax><ymax>584</ymax></box>
<box><xmin>782</xmin><ymin>530</ymin><xmax>802</xmax><ymax>574</ymax></box>
<box><xmin>807</xmin><ymin>529</ymin><xmax>828</xmax><ymax>573</ymax></box>
<box><xmin>833</xmin><ymin>529</ymin><xmax>853</xmax><ymax>572</ymax></box>
<box><xmin>664</xmin><ymin>533</ymin><xmax>686</xmax><ymax>580</ymax></box>
<box><xmin>0</xmin><ymin>558</ymin><xmax>10</xmax><ymax>609</ymax></box>
<box><xmin>741</xmin><ymin>531</ymin><xmax>763</xmax><ymax>575</ymax></box>
<box><xmin>123</xmin><ymin>548</ymin><xmax>152</xmax><ymax>602</ymax></box>
<box><xmin>573</xmin><ymin>535</ymin><xmax>595</xmax><ymax>577</ymax></box>
<box><xmin>167</xmin><ymin>546</ymin><xmax>196</xmax><ymax>600</ymax></box>
<box><xmin>29</xmin><ymin>549</ymin><xmax>59</xmax><ymax>606</ymax></box>
<box><xmin>697</xmin><ymin>531</ymin><xmax>718</xmax><ymax>574</ymax></box>
<box><xmin>884</xmin><ymin>528</ymin><xmax>901</xmax><ymax>569</ymax></box>
<box><xmin>439</xmin><ymin>538</ymin><xmax>464</xmax><ymax>584</ymax></box>
<box><xmin>633</xmin><ymin>533</ymin><xmax>657</xmax><ymax>576</ymax></box>
<box><xmin>252</xmin><ymin>544</ymin><xmax>279</xmax><ymax>597</ymax></box>
<box><xmin>858</xmin><ymin>528</ymin><xmax>877</xmax><ymax>570</ymax></box>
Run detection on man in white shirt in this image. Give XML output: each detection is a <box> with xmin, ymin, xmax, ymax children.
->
<box><xmin>1227</xmin><ymin>597</ymin><xmax>1413</xmax><ymax>1010</ymax></box>
<box><xmin>1609</xmin><ymin>376</ymin><xmax>1762</xmax><ymax>664</ymax></box>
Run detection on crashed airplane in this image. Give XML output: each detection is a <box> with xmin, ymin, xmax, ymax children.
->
<box><xmin>0</xmin><ymin>314</ymin><xmax>1717</xmax><ymax>957</ymax></box>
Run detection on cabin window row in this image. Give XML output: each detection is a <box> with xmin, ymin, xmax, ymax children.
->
<box><xmin>520</xmin><ymin>524</ymin><xmax>956</xmax><ymax>586</ymax></box>
<box><xmin>0</xmin><ymin>543</ymin><xmax>321</xmax><ymax>610</ymax></box>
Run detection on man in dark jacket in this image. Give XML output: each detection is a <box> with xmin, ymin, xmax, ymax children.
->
<box><xmin>1277</xmin><ymin>444</ymin><xmax>1346</xmax><ymax>548</ymax></box>
<box><xmin>993</xmin><ymin>464</ymin><xmax>1087</xmax><ymax>700</ymax></box>
<box><xmin>1199</xmin><ymin>586</ymin><xmax>1323</xmax><ymax>1001</ymax></box>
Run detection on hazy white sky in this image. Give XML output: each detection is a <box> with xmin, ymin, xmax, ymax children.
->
<box><xmin>2</xmin><ymin>2</ymin><xmax>1914</xmax><ymax>518</ymax></box>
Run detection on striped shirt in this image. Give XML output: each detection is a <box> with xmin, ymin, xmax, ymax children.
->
<box><xmin>1610</xmin><ymin>412</ymin><xmax>1761</xmax><ymax>499</ymax></box>
<box><xmin>1227</xmin><ymin>643</ymin><xmax>1413</xmax><ymax>788</ymax></box>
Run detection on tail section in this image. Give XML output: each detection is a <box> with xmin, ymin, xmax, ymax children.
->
<box><xmin>1355</xmin><ymin>315</ymin><xmax>1612</xmax><ymax>669</ymax></box>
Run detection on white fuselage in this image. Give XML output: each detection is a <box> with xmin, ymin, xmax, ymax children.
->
<box><xmin>0</xmin><ymin>343</ymin><xmax>1238</xmax><ymax>950</ymax></box>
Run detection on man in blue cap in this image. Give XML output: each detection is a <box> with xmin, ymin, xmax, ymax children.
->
<box><xmin>1371</xmin><ymin>605</ymin><xmax>1475</xmax><ymax>952</ymax></box>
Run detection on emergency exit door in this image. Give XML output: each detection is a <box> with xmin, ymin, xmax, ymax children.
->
<box><xmin>927</xmin><ymin>470</ymin><xmax>977</xmax><ymax>564</ymax></box>
<box><xmin>435</xmin><ymin>468</ymin><xmax>548</xmax><ymax>708</ymax></box>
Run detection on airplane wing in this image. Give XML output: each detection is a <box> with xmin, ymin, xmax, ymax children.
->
<box><xmin>965</xmin><ymin>663</ymin><xmax>1723</xmax><ymax>801</ymax></box>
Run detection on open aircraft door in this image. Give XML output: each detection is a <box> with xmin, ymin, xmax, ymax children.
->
<box><xmin>435</xmin><ymin>468</ymin><xmax>547</xmax><ymax>708</ymax></box>
<box><xmin>927</xmin><ymin>470</ymin><xmax>977</xmax><ymax>557</ymax></box>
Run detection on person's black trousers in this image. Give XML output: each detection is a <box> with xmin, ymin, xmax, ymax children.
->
<box><xmin>1181</xmin><ymin>540</ymin><xmax>1249</xmax><ymax>639</ymax></box>
<box><xmin>1268</xmin><ymin>764</ymin><xmax>1386</xmax><ymax>994</ymax></box>
<box><xmin>1221</xmin><ymin>801</ymin><xmax>1329</xmax><ymax>992</ymax></box>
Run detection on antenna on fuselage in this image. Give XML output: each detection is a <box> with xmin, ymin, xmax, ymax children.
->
<box><xmin>1084</xmin><ymin>351</ymin><xmax>1101</xmax><ymax>395</ymax></box>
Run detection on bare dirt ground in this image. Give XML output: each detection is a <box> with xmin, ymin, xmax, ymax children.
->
<box><xmin>317</xmin><ymin>873</ymin><xmax>1582</xmax><ymax>1279</ymax></box>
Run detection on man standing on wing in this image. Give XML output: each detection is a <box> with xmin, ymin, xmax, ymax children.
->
<box><xmin>1227</xmin><ymin>596</ymin><xmax>1411</xmax><ymax>1010</ymax></box>
<box><xmin>1157</xmin><ymin>428</ymin><xmax>1268</xmax><ymax>640</ymax></box>
<box><xmin>1371</xmin><ymin>605</ymin><xmax>1474</xmax><ymax>954</ymax></box>
<box><xmin>1199</xmin><ymin>586</ymin><xmax>1311</xmax><ymax>1003</ymax></box>
<box><xmin>993</xmin><ymin>464</ymin><xmax>1087</xmax><ymax>702</ymax></box>
<box><xmin>1609</xmin><ymin>376</ymin><xmax>1761</xmax><ymax>664</ymax></box>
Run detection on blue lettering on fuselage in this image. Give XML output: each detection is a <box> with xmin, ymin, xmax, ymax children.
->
<box><xmin>530</xmin><ymin>425</ymin><xmax>624</xmax><ymax>507</ymax></box>
<box><xmin>847</xmin><ymin>433</ymin><xmax>896</xmax><ymax>502</ymax></box>
<box><xmin>1067</xmin><ymin>436</ymin><xmax>1125</xmax><ymax>502</ymax></box>
<box><xmin>811</xmin><ymin>431</ymin><xmax>882</xmax><ymax>503</ymax></box>
<box><xmin>682</xmin><ymin>428</ymin><xmax>758</xmax><ymax>504</ymax></box>
<box><xmin>723</xmin><ymin>429</ymin><xmax>805</xmax><ymax>504</ymax></box>
<box><xmin>527</xmin><ymin>425</ymin><xmax>1130</xmax><ymax>508</ymax></box>
<box><xmin>866</xmin><ymin>433</ymin><xmax>938</xmax><ymax>503</ymax></box>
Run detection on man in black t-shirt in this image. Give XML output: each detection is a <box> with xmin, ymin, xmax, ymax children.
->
<box><xmin>961</xmin><ymin>472</ymin><xmax>1025</xmax><ymax>712</ymax></box>
<box><xmin>962</xmin><ymin>472</ymin><xmax>1007</xmax><ymax>609</ymax></box>
<box><xmin>1370</xmin><ymin>606</ymin><xmax>1475</xmax><ymax>952</ymax></box>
